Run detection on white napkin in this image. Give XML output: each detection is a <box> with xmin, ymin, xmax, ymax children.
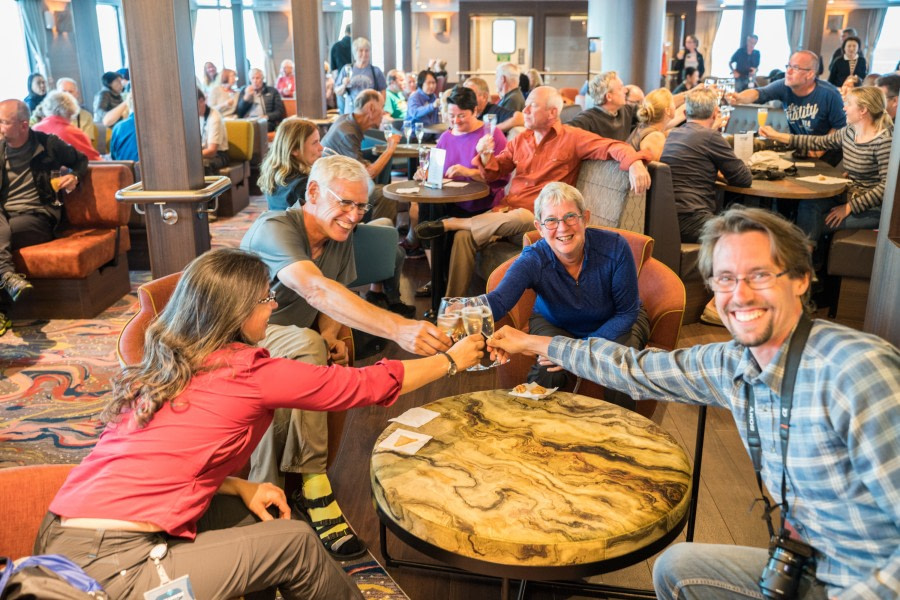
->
<box><xmin>795</xmin><ymin>175</ymin><xmax>851</xmax><ymax>185</ymax></box>
<box><xmin>378</xmin><ymin>429</ymin><xmax>432</xmax><ymax>455</ymax></box>
<box><xmin>389</xmin><ymin>407</ymin><xmax>440</xmax><ymax>427</ymax></box>
<box><xmin>393</xmin><ymin>187</ymin><xmax>420</xmax><ymax>194</ymax></box>
<box><xmin>443</xmin><ymin>181</ymin><xmax>468</xmax><ymax>188</ymax></box>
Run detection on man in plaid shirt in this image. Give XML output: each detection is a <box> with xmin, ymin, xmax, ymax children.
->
<box><xmin>489</xmin><ymin>206</ymin><xmax>899</xmax><ymax>599</ymax></box>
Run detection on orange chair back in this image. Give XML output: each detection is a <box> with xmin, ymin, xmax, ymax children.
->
<box><xmin>116</xmin><ymin>272</ymin><xmax>182</xmax><ymax>367</ymax></box>
<box><xmin>0</xmin><ymin>465</ymin><xmax>75</xmax><ymax>559</ymax></box>
<box><xmin>284</xmin><ymin>98</ymin><xmax>297</xmax><ymax>117</ymax></box>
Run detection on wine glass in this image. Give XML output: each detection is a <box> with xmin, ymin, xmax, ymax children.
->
<box><xmin>483</xmin><ymin>114</ymin><xmax>498</xmax><ymax>137</ymax></box>
<box><xmin>49</xmin><ymin>169</ymin><xmax>65</xmax><ymax>207</ymax></box>
<box><xmin>437</xmin><ymin>297</ymin><xmax>465</xmax><ymax>341</ymax></box>
<box><xmin>757</xmin><ymin>107</ymin><xmax>768</xmax><ymax>139</ymax></box>
<box><xmin>414</xmin><ymin>122</ymin><xmax>424</xmax><ymax>147</ymax></box>
<box><xmin>470</xmin><ymin>294</ymin><xmax>499</xmax><ymax>368</ymax></box>
<box><xmin>402</xmin><ymin>120</ymin><xmax>413</xmax><ymax>145</ymax></box>
<box><xmin>418</xmin><ymin>147</ymin><xmax>430</xmax><ymax>184</ymax></box>
<box><xmin>381</xmin><ymin>121</ymin><xmax>394</xmax><ymax>140</ymax></box>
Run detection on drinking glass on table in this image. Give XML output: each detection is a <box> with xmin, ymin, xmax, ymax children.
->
<box><xmin>402</xmin><ymin>120</ymin><xmax>413</xmax><ymax>145</ymax></box>
<box><xmin>756</xmin><ymin>107</ymin><xmax>768</xmax><ymax>139</ymax></box>
<box><xmin>418</xmin><ymin>147</ymin><xmax>430</xmax><ymax>183</ymax></box>
<box><xmin>483</xmin><ymin>114</ymin><xmax>498</xmax><ymax>137</ymax></box>
<box><xmin>414</xmin><ymin>122</ymin><xmax>424</xmax><ymax>146</ymax></box>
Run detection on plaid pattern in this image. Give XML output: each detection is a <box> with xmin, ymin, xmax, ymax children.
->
<box><xmin>549</xmin><ymin>319</ymin><xmax>900</xmax><ymax>598</ymax></box>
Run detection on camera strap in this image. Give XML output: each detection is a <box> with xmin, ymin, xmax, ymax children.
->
<box><xmin>745</xmin><ymin>314</ymin><xmax>813</xmax><ymax>540</ymax></box>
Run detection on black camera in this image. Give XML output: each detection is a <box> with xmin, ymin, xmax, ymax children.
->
<box><xmin>758</xmin><ymin>535</ymin><xmax>815</xmax><ymax>599</ymax></box>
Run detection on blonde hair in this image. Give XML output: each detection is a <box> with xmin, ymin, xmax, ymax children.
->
<box><xmin>637</xmin><ymin>88</ymin><xmax>673</xmax><ymax>125</ymax></box>
<box><xmin>848</xmin><ymin>86</ymin><xmax>893</xmax><ymax>131</ymax></box>
<box><xmin>258</xmin><ymin>118</ymin><xmax>319</xmax><ymax>195</ymax></box>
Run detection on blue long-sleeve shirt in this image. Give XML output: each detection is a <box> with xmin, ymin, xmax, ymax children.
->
<box><xmin>406</xmin><ymin>89</ymin><xmax>440</xmax><ymax>126</ymax></box>
<box><xmin>487</xmin><ymin>228</ymin><xmax>640</xmax><ymax>340</ymax></box>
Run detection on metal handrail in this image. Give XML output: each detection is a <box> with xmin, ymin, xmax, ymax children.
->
<box><xmin>115</xmin><ymin>175</ymin><xmax>231</xmax><ymax>205</ymax></box>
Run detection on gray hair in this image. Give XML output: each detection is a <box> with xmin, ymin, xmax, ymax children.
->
<box><xmin>353</xmin><ymin>89</ymin><xmax>382</xmax><ymax>112</ymax></box>
<box><xmin>352</xmin><ymin>37</ymin><xmax>371</xmax><ymax>57</ymax></box>
<box><xmin>698</xmin><ymin>205</ymin><xmax>813</xmax><ymax>309</ymax></box>
<box><xmin>40</xmin><ymin>91</ymin><xmax>79</xmax><ymax>120</ymax></box>
<box><xmin>531</xmin><ymin>86</ymin><xmax>563</xmax><ymax>112</ymax></box>
<box><xmin>793</xmin><ymin>50</ymin><xmax>820</xmax><ymax>72</ymax></box>
<box><xmin>589</xmin><ymin>71</ymin><xmax>620</xmax><ymax>104</ymax></box>
<box><xmin>55</xmin><ymin>77</ymin><xmax>78</xmax><ymax>93</ymax></box>
<box><xmin>463</xmin><ymin>76</ymin><xmax>489</xmax><ymax>98</ymax></box>
<box><xmin>685</xmin><ymin>87</ymin><xmax>718</xmax><ymax>120</ymax></box>
<box><xmin>249</xmin><ymin>67</ymin><xmax>264</xmax><ymax>79</ymax></box>
<box><xmin>497</xmin><ymin>62</ymin><xmax>519</xmax><ymax>85</ymax></box>
<box><xmin>308</xmin><ymin>154</ymin><xmax>370</xmax><ymax>193</ymax></box>
<box><xmin>533</xmin><ymin>182</ymin><xmax>586</xmax><ymax>222</ymax></box>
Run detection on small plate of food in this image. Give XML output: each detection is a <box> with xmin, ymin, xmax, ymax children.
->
<box><xmin>509</xmin><ymin>382</ymin><xmax>558</xmax><ymax>400</ymax></box>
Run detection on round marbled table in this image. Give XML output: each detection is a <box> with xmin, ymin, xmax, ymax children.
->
<box><xmin>371</xmin><ymin>390</ymin><xmax>692</xmax><ymax>592</ymax></box>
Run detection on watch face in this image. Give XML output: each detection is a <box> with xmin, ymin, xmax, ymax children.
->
<box><xmin>447</xmin><ymin>362</ymin><xmax>457</xmax><ymax>376</ymax></box>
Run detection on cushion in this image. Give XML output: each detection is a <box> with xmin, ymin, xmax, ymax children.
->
<box><xmin>0</xmin><ymin>465</ymin><xmax>75</xmax><ymax>559</ymax></box>
<box><xmin>65</xmin><ymin>164</ymin><xmax>132</xmax><ymax>228</ymax></box>
<box><xmin>15</xmin><ymin>226</ymin><xmax>131</xmax><ymax>279</ymax></box>
<box><xmin>224</xmin><ymin>120</ymin><xmax>255</xmax><ymax>162</ymax></box>
<box><xmin>575</xmin><ymin>160</ymin><xmax>646</xmax><ymax>233</ymax></box>
<box><xmin>828</xmin><ymin>229</ymin><xmax>878</xmax><ymax>279</ymax></box>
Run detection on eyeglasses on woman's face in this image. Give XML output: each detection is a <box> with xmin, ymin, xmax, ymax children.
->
<box><xmin>539</xmin><ymin>212</ymin><xmax>583</xmax><ymax>230</ymax></box>
<box><xmin>258</xmin><ymin>290</ymin><xmax>277</xmax><ymax>304</ymax></box>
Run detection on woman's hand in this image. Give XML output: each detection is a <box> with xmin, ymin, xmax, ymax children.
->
<box><xmin>447</xmin><ymin>334</ymin><xmax>485</xmax><ymax>371</ymax></box>
<box><xmin>446</xmin><ymin>164</ymin><xmax>478</xmax><ymax>179</ymax></box>
<box><xmin>758</xmin><ymin>125</ymin><xmax>788</xmax><ymax>144</ymax></box>
<box><xmin>825</xmin><ymin>202</ymin><xmax>852</xmax><ymax>229</ymax></box>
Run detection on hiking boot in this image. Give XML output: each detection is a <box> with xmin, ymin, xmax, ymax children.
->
<box><xmin>1</xmin><ymin>272</ymin><xmax>33</xmax><ymax>302</ymax></box>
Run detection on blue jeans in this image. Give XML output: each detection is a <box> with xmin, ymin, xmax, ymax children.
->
<box><xmin>653</xmin><ymin>543</ymin><xmax>827</xmax><ymax>600</ymax></box>
<box><xmin>796</xmin><ymin>198</ymin><xmax>881</xmax><ymax>248</ymax></box>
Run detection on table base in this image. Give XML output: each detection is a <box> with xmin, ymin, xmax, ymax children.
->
<box><xmin>376</xmin><ymin>406</ymin><xmax>708</xmax><ymax>600</ymax></box>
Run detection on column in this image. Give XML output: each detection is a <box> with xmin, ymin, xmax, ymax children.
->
<box><xmin>740</xmin><ymin>0</ymin><xmax>757</xmax><ymax>47</ymax></box>
<box><xmin>70</xmin><ymin>0</ymin><xmax>103</xmax><ymax>107</ymax></box>
<box><xmin>352</xmin><ymin>0</ymin><xmax>371</xmax><ymax>41</ymax></box>
<box><xmin>401</xmin><ymin>0</ymin><xmax>412</xmax><ymax>72</ymax></box>
<box><xmin>291</xmin><ymin>0</ymin><xmax>326</xmax><ymax>118</ymax></box>
<box><xmin>383</xmin><ymin>0</ymin><xmax>397</xmax><ymax>73</ymax></box>
<box><xmin>121</xmin><ymin>0</ymin><xmax>211</xmax><ymax>277</ymax></box>
<box><xmin>587</xmin><ymin>0</ymin><xmax>665</xmax><ymax>94</ymax></box>
<box><xmin>802</xmin><ymin>0</ymin><xmax>828</xmax><ymax>56</ymax></box>
<box><xmin>233</xmin><ymin>0</ymin><xmax>248</xmax><ymax>89</ymax></box>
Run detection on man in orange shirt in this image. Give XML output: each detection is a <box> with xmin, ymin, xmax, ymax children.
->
<box><xmin>415</xmin><ymin>86</ymin><xmax>651</xmax><ymax>297</ymax></box>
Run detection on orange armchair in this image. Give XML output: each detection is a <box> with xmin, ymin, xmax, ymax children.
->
<box><xmin>486</xmin><ymin>226</ymin><xmax>686</xmax><ymax>416</ymax></box>
<box><xmin>115</xmin><ymin>272</ymin><xmax>353</xmax><ymax>469</ymax></box>
<box><xmin>0</xmin><ymin>464</ymin><xmax>75</xmax><ymax>560</ymax></box>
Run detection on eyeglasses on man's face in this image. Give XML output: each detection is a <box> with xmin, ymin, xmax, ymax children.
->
<box><xmin>540</xmin><ymin>212</ymin><xmax>584</xmax><ymax>230</ymax></box>
<box><xmin>258</xmin><ymin>290</ymin><xmax>277</xmax><ymax>304</ymax></box>
<box><xmin>707</xmin><ymin>270</ymin><xmax>789</xmax><ymax>293</ymax></box>
<box><xmin>325</xmin><ymin>188</ymin><xmax>371</xmax><ymax>214</ymax></box>
<box><xmin>785</xmin><ymin>63</ymin><xmax>814</xmax><ymax>72</ymax></box>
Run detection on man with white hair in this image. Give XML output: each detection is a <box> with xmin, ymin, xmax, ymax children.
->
<box><xmin>0</xmin><ymin>99</ymin><xmax>89</xmax><ymax>335</ymax></box>
<box><xmin>33</xmin><ymin>91</ymin><xmax>101</xmax><ymax>161</ymax></box>
<box><xmin>462</xmin><ymin>76</ymin><xmax>524</xmax><ymax>132</ymax></box>
<box><xmin>569</xmin><ymin>71</ymin><xmax>639</xmax><ymax>141</ymax></box>
<box><xmin>237</xmin><ymin>67</ymin><xmax>285</xmax><ymax>131</ymax></box>
<box><xmin>496</xmin><ymin>63</ymin><xmax>525</xmax><ymax>112</ymax></box>
<box><xmin>55</xmin><ymin>78</ymin><xmax>97</xmax><ymax>148</ymax></box>
<box><xmin>241</xmin><ymin>156</ymin><xmax>451</xmax><ymax>559</ymax></box>
<box><xmin>416</xmin><ymin>86</ymin><xmax>651</xmax><ymax>298</ymax></box>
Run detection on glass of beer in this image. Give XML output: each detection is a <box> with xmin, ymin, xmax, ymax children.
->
<box><xmin>49</xmin><ymin>170</ymin><xmax>64</xmax><ymax>207</ymax></box>
<box><xmin>757</xmin><ymin>107</ymin><xmax>768</xmax><ymax>139</ymax></box>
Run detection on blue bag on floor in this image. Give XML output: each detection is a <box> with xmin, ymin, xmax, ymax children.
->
<box><xmin>0</xmin><ymin>554</ymin><xmax>106</xmax><ymax>599</ymax></box>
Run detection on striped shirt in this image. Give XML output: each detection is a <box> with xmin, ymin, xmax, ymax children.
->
<box><xmin>790</xmin><ymin>125</ymin><xmax>894</xmax><ymax>213</ymax></box>
<box><xmin>548</xmin><ymin>320</ymin><xmax>900</xmax><ymax>598</ymax></box>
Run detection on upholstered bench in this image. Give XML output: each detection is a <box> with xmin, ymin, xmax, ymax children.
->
<box><xmin>219</xmin><ymin>120</ymin><xmax>254</xmax><ymax>216</ymax></box>
<box><xmin>827</xmin><ymin>229</ymin><xmax>878</xmax><ymax>328</ymax></box>
<box><xmin>12</xmin><ymin>163</ymin><xmax>133</xmax><ymax>319</ymax></box>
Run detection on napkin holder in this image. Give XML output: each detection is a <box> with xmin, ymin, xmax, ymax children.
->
<box><xmin>425</xmin><ymin>148</ymin><xmax>446</xmax><ymax>189</ymax></box>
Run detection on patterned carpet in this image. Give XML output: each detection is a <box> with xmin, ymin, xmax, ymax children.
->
<box><xmin>0</xmin><ymin>196</ymin><xmax>407</xmax><ymax>599</ymax></box>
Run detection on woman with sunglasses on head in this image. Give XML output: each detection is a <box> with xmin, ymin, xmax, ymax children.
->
<box><xmin>484</xmin><ymin>182</ymin><xmax>649</xmax><ymax>408</ymax></box>
<box><xmin>259</xmin><ymin>118</ymin><xmax>324</xmax><ymax>211</ymax></box>
<box><xmin>35</xmin><ymin>247</ymin><xmax>483</xmax><ymax>600</ymax></box>
<box><xmin>759</xmin><ymin>86</ymin><xmax>892</xmax><ymax>266</ymax></box>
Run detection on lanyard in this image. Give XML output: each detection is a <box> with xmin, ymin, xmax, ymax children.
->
<box><xmin>745</xmin><ymin>314</ymin><xmax>813</xmax><ymax>539</ymax></box>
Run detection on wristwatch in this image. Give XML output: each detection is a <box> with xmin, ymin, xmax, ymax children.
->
<box><xmin>438</xmin><ymin>351</ymin><xmax>457</xmax><ymax>377</ymax></box>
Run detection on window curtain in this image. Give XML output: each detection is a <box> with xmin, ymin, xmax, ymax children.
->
<box><xmin>862</xmin><ymin>8</ymin><xmax>888</xmax><ymax>68</ymax></box>
<box><xmin>253</xmin><ymin>11</ymin><xmax>277</xmax><ymax>85</ymax></box>
<box><xmin>19</xmin><ymin>0</ymin><xmax>52</xmax><ymax>81</ymax></box>
<box><xmin>695</xmin><ymin>10</ymin><xmax>723</xmax><ymax>69</ymax></box>
<box><xmin>323</xmin><ymin>11</ymin><xmax>344</xmax><ymax>69</ymax></box>
<box><xmin>784</xmin><ymin>10</ymin><xmax>804</xmax><ymax>55</ymax></box>
<box><xmin>190</xmin><ymin>9</ymin><xmax>198</xmax><ymax>38</ymax></box>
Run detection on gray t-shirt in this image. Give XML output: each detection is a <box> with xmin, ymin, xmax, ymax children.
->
<box><xmin>321</xmin><ymin>114</ymin><xmax>365</xmax><ymax>161</ymax></box>
<box><xmin>240</xmin><ymin>208</ymin><xmax>357</xmax><ymax>328</ymax></box>
<box><xmin>4</xmin><ymin>138</ymin><xmax>41</xmax><ymax>215</ymax></box>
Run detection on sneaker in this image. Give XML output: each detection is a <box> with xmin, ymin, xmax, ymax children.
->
<box><xmin>364</xmin><ymin>290</ymin><xmax>390</xmax><ymax>310</ymax></box>
<box><xmin>414</xmin><ymin>219</ymin><xmax>446</xmax><ymax>240</ymax></box>
<box><xmin>1</xmin><ymin>272</ymin><xmax>33</xmax><ymax>302</ymax></box>
<box><xmin>700</xmin><ymin>298</ymin><xmax>724</xmax><ymax>327</ymax></box>
<box><xmin>0</xmin><ymin>312</ymin><xmax>10</xmax><ymax>337</ymax></box>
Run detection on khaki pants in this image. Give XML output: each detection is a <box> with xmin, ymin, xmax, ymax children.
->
<box><xmin>250</xmin><ymin>325</ymin><xmax>329</xmax><ymax>487</ymax></box>
<box><xmin>34</xmin><ymin>496</ymin><xmax>363</xmax><ymax>600</ymax></box>
<box><xmin>446</xmin><ymin>208</ymin><xmax>535</xmax><ymax>297</ymax></box>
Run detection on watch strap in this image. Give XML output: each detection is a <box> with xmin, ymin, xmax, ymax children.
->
<box><xmin>437</xmin><ymin>351</ymin><xmax>456</xmax><ymax>376</ymax></box>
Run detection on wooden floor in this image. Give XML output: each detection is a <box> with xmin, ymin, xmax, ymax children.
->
<box><xmin>329</xmin><ymin>257</ymin><xmax>771</xmax><ymax>600</ymax></box>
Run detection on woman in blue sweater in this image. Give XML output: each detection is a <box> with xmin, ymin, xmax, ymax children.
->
<box><xmin>485</xmin><ymin>182</ymin><xmax>649</xmax><ymax>407</ymax></box>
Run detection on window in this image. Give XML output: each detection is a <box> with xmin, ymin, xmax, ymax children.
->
<box><xmin>193</xmin><ymin>8</ymin><xmax>236</xmax><ymax>79</ymax></box>
<box><xmin>872</xmin><ymin>7</ymin><xmax>900</xmax><ymax>75</ymax></box>
<box><xmin>709</xmin><ymin>9</ymin><xmax>790</xmax><ymax>79</ymax></box>
<box><xmin>0</xmin><ymin>0</ymin><xmax>30</xmax><ymax>102</ymax></box>
<box><xmin>96</xmin><ymin>3</ymin><xmax>127</xmax><ymax>73</ymax></box>
<box><xmin>243</xmin><ymin>9</ymin><xmax>266</xmax><ymax>75</ymax></box>
<box><xmin>368</xmin><ymin>9</ymin><xmax>404</xmax><ymax>70</ymax></box>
